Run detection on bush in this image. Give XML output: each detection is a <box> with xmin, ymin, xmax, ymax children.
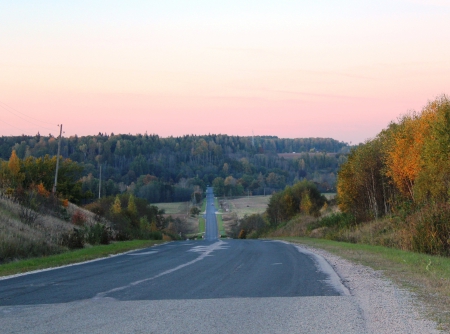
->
<box><xmin>407</xmin><ymin>204</ymin><xmax>450</xmax><ymax>256</ymax></box>
<box><xmin>190</xmin><ymin>207</ymin><xmax>201</xmax><ymax>216</ymax></box>
<box><xmin>71</xmin><ymin>210</ymin><xmax>87</xmax><ymax>226</ymax></box>
<box><xmin>61</xmin><ymin>228</ymin><xmax>85</xmax><ymax>249</ymax></box>
<box><xmin>307</xmin><ymin>212</ymin><xmax>355</xmax><ymax>232</ymax></box>
<box><xmin>85</xmin><ymin>223</ymin><xmax>110</xmax><ymax>245</ymax></box>
<box><xmin>238</xmin><ymin>229</ymin><xmax>247</xmax><ymax>239</ymax></box>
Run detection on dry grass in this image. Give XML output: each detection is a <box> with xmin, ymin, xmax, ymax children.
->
<box><xmin>220</xmin><ymin>195</ymin><xmax>271</xmax><ymax>219</ymax></box>
<box><xmin>218</xmin><ymin>196</ymin><xmax>271</xmax><ymax>235</ymax></box>
<box><xmin>154</xmin><ymin>202</ymin><xmax>190</xmax><ymax>215</ymax></box>
<box><xmin>0</xmin><ymin>197</ymin><xmax>73</xmax><ymax>262</ymax></box>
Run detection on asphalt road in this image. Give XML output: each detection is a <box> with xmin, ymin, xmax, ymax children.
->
<box><xmin>0</xmin><ymin>189</ymin><xmax>366</xmax><ymax>333</ymax></box>
<box><xmin>204</xmin><ymin>187</ymin><xmax>218</xmax><ymax>241</ymax></box>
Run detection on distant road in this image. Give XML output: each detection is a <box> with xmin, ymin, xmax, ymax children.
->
<box><xmin>0</xmin><ymin>191</ymin><xmax>365</xmax><ymax>333</ymax></box>
<box><xmin>204</xmin><ymin>187</ymin><xmax>218</xmax><ymax>240</ymax></box>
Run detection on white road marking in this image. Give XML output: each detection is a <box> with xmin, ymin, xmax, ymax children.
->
<box><xmin>95</xmin><ymin>240</ymin><xmax>227</xmax><ymax>299</ymax></box>
<box><xmin>127</xmin><ymin>251</ymin><xmax>158</xmax><ymax>256</ymax></box>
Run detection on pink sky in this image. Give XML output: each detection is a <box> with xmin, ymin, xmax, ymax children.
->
<box><xmin>1</xmin><ymin>1</ymin><xmax>449</xmax><ymax>144</ymax></box>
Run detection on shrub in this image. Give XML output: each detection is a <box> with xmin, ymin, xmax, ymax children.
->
<box><xmin>307</xmin><ymin>212</ymin><xmax>355</xmax><ymax>232</ymax></box>
<box><xmin>71</xmin><ymin>210</ymin><xmax>87</xmax><ymax>226</ymax></box>
<box><xmin>407</xmin><ymin>204</ymin><xmax>450</xmax><ymax>256</ymax></box>
<box><xmin>85</xmin><ymin>223</ymin><xmax>110</xmax><ymax>245</ymax></box>
<box><xmin>61</xmin><ymin>228</ymin><xmax>85</xmax><ymax>249</ymax></box>
<box><xmin>238</xmin><ymin>229</ymin><xmax>247</xmax><ymax>239</ymax></box>
<box><xmin>190</xmin><ymin>207</ymin><xmax>200</xmax><ymax>216</ymax></box>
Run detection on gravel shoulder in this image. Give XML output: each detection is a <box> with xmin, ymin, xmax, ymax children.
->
<box><xmin>294</xmin><ymin>243</ymin><xmax>441</xmax><ymax>333</ymax></box>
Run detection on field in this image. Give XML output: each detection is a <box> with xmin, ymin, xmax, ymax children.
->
<box><xmin>278</xmin><ymin>152</ymin><xmax>337</xmax><ymax>159</ymax></box>
<box><xmin>217</xmin><ymin>195</ymin><xmax>271</xmax><ymax>235</ymax></box>
<box><xmin>154</xmin><ymin>201</ymin><xmax>201</xmax><ymax>236</ymax></box>
<box><xmin>154</xmin><ymin>202</ymin><xmax>190</xmax><ymax>215</ymax></box>
<box><xmin>220</xmin><ymin>195</ymin><xmax>271</xmax><ymax>219</ymax></box>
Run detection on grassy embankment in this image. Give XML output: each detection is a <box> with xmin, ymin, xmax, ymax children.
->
<box><xmin>274</xmin><ymin>236</ymin><xmax>450</xmax><ymax>331</ymax></box>
<box><xmin>199</xmin><ymin>199</ymin><xmax>206</xmax><ymax>234</ymax></box>
<box><xmin>0</xmin><ymin>240</ymin><xmax>164</xmax><ymax>277</ymax></box>
<box><xmin>213</xmin><ymin>197</ymin><xmax>226</xmax><ymax>236</ymax></box>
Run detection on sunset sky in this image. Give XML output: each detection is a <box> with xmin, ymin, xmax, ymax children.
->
<box><xmin>1</xmin><ymin>1</ymin><xmax>449</xmax><ymax>144</ymax></box>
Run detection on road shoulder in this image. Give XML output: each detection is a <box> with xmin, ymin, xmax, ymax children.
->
<box><xmin>289</xmin><ymin>241</ymin><xmax>441</xmax><ymax>333</ymax></box>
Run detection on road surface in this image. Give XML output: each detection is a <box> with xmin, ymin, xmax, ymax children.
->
<box><xmin>204</xmin><ymin>187</ymin><xmax>218</xmax><ymax>241</ymax></box>
<box><xmin>0</xmin><ymin>188</ymin><xmax>365</xmax><ymax>333</ymax></box>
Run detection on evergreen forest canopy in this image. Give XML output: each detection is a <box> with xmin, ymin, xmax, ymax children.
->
<box><xmin>0</xmin><ymin>135</ymin><xmax>349</xmax><ymax>203</ymax></box>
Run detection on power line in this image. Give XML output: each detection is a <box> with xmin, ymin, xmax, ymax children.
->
<box><xmin>0</xmin><ymin>101</ymin><xmax>55</xmax><ymax>132</ymax></box>
<box><xmin>0</xmin><ymin>100</ymin><xmax>54</xmax><ymax>126</ymax></box>
<box><xmin>0</xmin><ymin>117</ymin><xmax>27</xmax><ymax>134</ymax></box>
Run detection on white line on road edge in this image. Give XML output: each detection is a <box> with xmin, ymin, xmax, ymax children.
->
<box><xmin>275</xmin><ymin>240</ymin><xmax>350</xmax><ymax>296</ymax></box>
<box><xmin>0</xmin><ymin>244</ymin><xmax>168</xmax><ymax>281</ymax></box>
<box><xmin>94</xmin><ymin>240</ymin><xmax>226</xmax><ymax>299</ymax></box>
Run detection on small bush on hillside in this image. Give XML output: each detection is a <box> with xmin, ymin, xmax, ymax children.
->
<box><xmin>85</xmin><ymin>223</ymin><xmax>110</xmax><ymax>245</ymax></box>
<box><xmin>190</xmin><ymin>207</ymin><xmax>200</xmax><ymax>216</ymax></box>
<box><xmin>307</xmin><ymin>212</ymin><xmax>355</xmax><ymax>232</ymax></box>
<box><xmin>61</xmin><ymin>228</ymin><xmax>85</xmax><ymax>249</ymax></box>
<box><xmin>71</xmin><ymin>210</ymin><xmax>87</xmax><ymax>226</ymax></box>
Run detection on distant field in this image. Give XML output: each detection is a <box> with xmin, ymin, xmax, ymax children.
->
<box><xmin>154</xmin><ymin>202</ymin><xmax>189</xmax><ymax>215</ymax></box>
<box><xmin>221</xmin><ymin>195</ymin><xmax>271</xmax><ymax>219</ymax></box>
<box><xmin>154</xmin><ymin>201</ymin><xmax>199</xmax><ymax>235</ymax></box>
<box><xmin>278</xmin><ymin>152</ymin><xmax>337</xmax><ymax>159</ymax></box>
<box><xmin>322</xmin><ymin>193</ymin><xmax>337</xmax><ymax>200</ymax></box>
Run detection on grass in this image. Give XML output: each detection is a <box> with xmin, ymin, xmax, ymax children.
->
<box><xmin>201</xmin><ymin>199</ymin><xmax>206</xmax><ymax>212</ymax></box>
<box><xmin>322</xmin><ymin>192</ymin><xmax>336</xmax><ymax>200</ymax></box>
<box><xmin>198</xmin><ymin>217</ymin><xmax>205</xmax><ymax>233</ymax></box>
<box><xmin>154</xmin><ymin>202</ymin><xmax>189</xmax><ymax>215</ymax></box>
<box><xmin>223</xmin><ymin>195</ymin><xmax>271</xmax><ymax>218</ymax></box>
<box><xmin>0</xmin><ymin>240</ymin><xmax>164</xmax><ymax>277</ymax></box>
<box><xmin>276</xmin><ymin>237</ymin><xmax>450</xmax><ymax>331</ymax></box>
<box><xmin>216</xmin><ymin>214</ymin><xmax>225</xmax><ymax>236</ymax></box>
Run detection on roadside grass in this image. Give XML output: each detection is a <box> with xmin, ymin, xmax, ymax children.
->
<box><xmin>199</xmin><ymin>217</ymin><xmax>205</xmax><ymax>233</ymax></box>
<box><xmin>216</xmin><ymin>214</ymin><xmax>225</xmax><ymax>236</ymax></box>
<box><xmin>201</xmin><ymin>199</ymin><xmax>206</xmax><ymax>212</ymax></box>
<box><xmin>214</xmin><ymin>197</ymin><xmax>219</xmax><ymax>208</ymax></box>
<box><xmin>277</xmin><ymin>237</ymin><xmax>450</xmax><ymax>331</ymax></box>
<box><xmin>0</xmin><ymin>240</ymin><xmax>164</xmax><ymax>278</ymax></box>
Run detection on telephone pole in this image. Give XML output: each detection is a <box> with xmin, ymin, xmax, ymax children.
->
<box><xmin>98</xmin><ymin>164</ymin><xmax>102</xmax><ymax>199</ymax></box>
<box><xmin>52</xmin><ymin>124</ymin><xmax>63</xmax><ymax>194</ymax></box>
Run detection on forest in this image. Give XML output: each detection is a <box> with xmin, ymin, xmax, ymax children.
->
<box><xmin>0</xmin><ymin>135</ymin><xmax>349</xmax><ymax>203</ymax></box>
<box><xmin>336</xmin><ymin>95</ymin><xmax>450</xmax><ymax>255</ymax></box>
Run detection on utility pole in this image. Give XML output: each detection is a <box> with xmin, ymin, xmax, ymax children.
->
<box><xmin>98</xmin><ymin>164</ymin><xmax>102</xmax><ymax>199</ymax></box>
<box><xmin>52</xmin><ymin>124</ymin><xmax>63</xmax><ymax>194</ymax></box>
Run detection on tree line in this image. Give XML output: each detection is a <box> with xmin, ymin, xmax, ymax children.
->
<box><xmin>337</xmin><ymin>95</ymin><xmax>450</xmax><ymax>255</ymax></box>
<box><xmin>0</xmin><ymin>134</ymin><xmax>349</xmax><ymax>202</ymax></box>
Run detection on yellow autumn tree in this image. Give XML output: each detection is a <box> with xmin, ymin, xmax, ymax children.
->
<box><xmin>127</xmin><ymin>194</ymin><xmax>137</xmax><ymax>216</ymax></box>
<box><xmin>111</xmin><ymin>195</ymin><xmax>122</xmax><ymax>214</ymax></box>
<box><xmin>300</xmin><ymin>191</ymin><xmax>312</xmax><ymax>215</ymax></box>
<box><xmin>1</xmin><ymin>150</ymin><xmax>25</xmax><ymax>189</ymax></box>
<box><xmin>384</xmin><ymin>103</ymin><xmax>437</xmax><ymax>201</ymax></box>
<box><xmin>414</xmin><ymin>96</ymin><xmax>450</xmax><ymax>203</ymax></box>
